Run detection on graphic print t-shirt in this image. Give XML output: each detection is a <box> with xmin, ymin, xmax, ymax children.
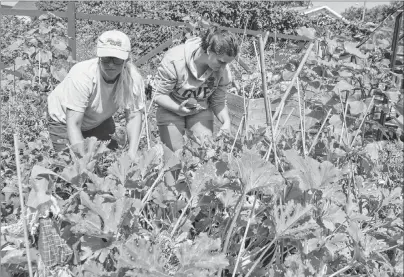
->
<box><xmin>153</xmin><ymin>37</ymin><xmax>232</xmax><ymax>115</ymax></box>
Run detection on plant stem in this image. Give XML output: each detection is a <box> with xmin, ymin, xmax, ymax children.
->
<box><xmin>217</xmin><ymin>189</ymin><xmax>246</xmax><ymax>277</ymax></box>
<box><xmin>337</xmin><ymin>89</ymin><xmax>350</xmax><ymax>148</ymax></box>
<box><xmin>232</xmin><ymin>196</ymin><xmax>257</xmax><ymax>277</ymax></box>
<box><xmin>140</xmin><ymin>170</ymin><xmax>165</xmax><ymax>210</ymax></box>
<box><xmin>350</xmin><ymin>95</ymin><xmax>375</xmax><ymax>147</ymax></box>
<box><xmin>244</xmin><ymin>237</ymin><xmax>277</xmax><ymax>277</ymax></box>
<box><xmin>170</xmin><ymin>195</ymin><xmax>194</xmax><ymax>238</ymax></box>
<box><xmin>308</xmin><ymin>109</ymin><xmax>332</xmax><ymax>154</ymax></box>
<box><xmin>14</xmin><ymin>134</ymin><xmax>34</xmax><ymax>277</ymax></box>
<box><xmin>328</xmin><ymin>264</ymin><xmax>353</xmax><ymax>277</ymax></box>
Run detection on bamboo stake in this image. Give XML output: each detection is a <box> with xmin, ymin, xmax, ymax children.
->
<box><xmin>296</xmin><ymin>77</ymin><xmax>306</xmax><ymax>157</ymax></box>
<box><xmin>14</xmin><ymin>134</ymin><xmax>34</xmax><ymax>277</ymax></box>
<box><xmin>253</xmin><ymin>41</ymin><xmax>261</xmax><ymax>72</ymax></box>
<box><xmin>274</xmin><ymin>30</ymin><xmax>277</xmax><ymax>61</ymax></box>
<box><xmin>170</xmin><ymin>195</ymin><xmax>194</xmax><ymax>238</ymax></box>
<box><xmin>229</xmin><ymin>113</ymin><xmax>245</xmax><ymax>158</ymax></box>
<box><xmin>273</xmin><ymin>42</ymin><xmax>314</xmax><ymax>122</ymax></box>
<box><xmin>258</xmin><ymin>34</ymin><xmax>278</xmax><ymax>167</ymax></box>
<box><xmin>140</xmin><ymin>170</ymin><xmax>165</xmax><ymax>211</ymax></box>
<box><xmin>241</xmin><ymin>84</ymin><xmax>250</xmax><ymax>142</ymax></box>
<box><xmin>308</xmin><ymin>109</ymin><xmax>332</xmax><ymax>154</ymax></box>
<box><xmin>143</xmin><ymin>107</ymin><xmax>151</xmax><ymax>150</ymax></box>
<box><xmin>38</xmin><ymin>51</ymin><xmax>41</xmax><ymax>82</ymax></box>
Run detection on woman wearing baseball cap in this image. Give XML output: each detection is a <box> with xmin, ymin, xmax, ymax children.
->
<box><xmin>47</xmin><ymin>30</ymin><xmax>145</xmax><ymax>159</ymax></box>
<box><xmin>153</xmin><ymin>26</ymin><xmax>240</xmax><ymax>186</ymax></box>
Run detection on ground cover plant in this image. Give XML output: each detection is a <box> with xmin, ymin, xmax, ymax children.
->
<box><xmin>1</xmin><ymin>4</ymin><xmax>403</xmax><ymax>277</ymax></box>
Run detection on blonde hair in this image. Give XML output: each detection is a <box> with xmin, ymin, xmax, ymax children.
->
<box><xmin>114</xmin><ymin>55</ymin><xmax>145</xmax><ymax>110</ymax></box>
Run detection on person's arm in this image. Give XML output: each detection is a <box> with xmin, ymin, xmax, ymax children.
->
<box><xmin>215</xmin><ymin>105</ymin><xmax>231</xmax><ymax>134</ymax></box>
<box><xmin>153</xmin><ymin>53</ymin><xmax>194</xmax><ymax>116</ymax></box>
<box><xmin>66</xmin><ymin>108</ymin><xmax>85</xmax><ymax>155</ymax></box>
<box><xmin>62</xmin><ymin>64</ymin><xmax>93</xmax><ymax>153</ymax></box>
<box><xmin>125</xmin><ymin>109</ymin><xmax>143</xmax><ymax>159</ymax></box>
<box><xmin>209</xmin><ymin>70</ymin><xmax>232</xmax><ymax>134</ymax></box>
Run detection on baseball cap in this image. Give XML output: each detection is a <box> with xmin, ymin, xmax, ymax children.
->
<box><xmin>97</xmin><ymin>30</ymin><xmax>131</xmax><ymax>60</ymax></box>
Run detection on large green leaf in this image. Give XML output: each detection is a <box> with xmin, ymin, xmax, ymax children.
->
<box><xmin>230</xmin><ymin>147</ymin><xmax>284</xmax><ymax>194</ymax></box>
<box><xmin>283</xmin><ymin>149</ymin><xmax>340</xmax><ymax>191</ymax></box>
<box><xmin>79</xmin><ymin>191</ymin><xmax>134</xmax><ymax>234</ymax></box>
<box><xmin>272</xmin><ymin>201</ymin><xmax>317</xmax><ymax>239</ymax></box>
<box><xmin>175</xmin><ymin>233</ymin><xmax>228</xmax><ymax>274</ymax></box>
<box><xmin>118</xmin><ymin>238</ymin><xmax>169</xmax><ymax>277</ymax></box>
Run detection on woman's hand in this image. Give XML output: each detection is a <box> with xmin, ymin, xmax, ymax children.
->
<box><xmin>174</xmin><ymin>99</ymin><xmax>194</xmax><ymax>116</ymax></box>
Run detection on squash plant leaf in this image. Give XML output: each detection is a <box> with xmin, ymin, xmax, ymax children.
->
<box><xmin>108</xmin><ymin>154</ymin><xmax>132</xmax><ymax>185</ymax></box>
<box><xmin>175</xmin><ymin>232</ymin><xmax>228</xmax><ymax>274</ymax></box>
<box><xmin>230</xmin><ymin>147</ymin><xmax>284</xmax><ymax>194</ymax></box>
<box><xmin>284</xmin><ymin>149</ymin><xmax>340</xmax><ymax>191</ymax></box>
<box><xmin>79</xmin><ymin>191</ymin><xmax>134</xmax><ymax>234</ymax></box>
<box><xmin>273</xmin><ymin>201</ymin><xmax>316</xmax><ymax>239</ymax></box>
<box><xmin>118</xmin><ymin>238</ymin><xmax>169</xmax><ymax>277</ymax></box>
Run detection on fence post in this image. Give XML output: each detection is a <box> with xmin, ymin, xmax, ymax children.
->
<box><xmin>67</xmin><ymin>2</ymin><xmax>76</xmax><ymax>61</ymax></box>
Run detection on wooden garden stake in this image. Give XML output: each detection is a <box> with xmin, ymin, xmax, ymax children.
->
<box><xmin>257</xmin><ymin>34</ymin><xmax>278</xmax><ymax>167</ymax></box>
<box><xmin>143</xmin><ymin>107</ymin><xmax>151</xmax><ymax>150</ymax></box>
<box><xmin>38</xmin><ymin>51</ymin><xmax>41</xmax><ymax>82</ymax></box>
<box><xmin>296</xmin><ymin>77</ymin><xmax>306</xmax><ymax>157</ymax></box>
<box><xmin>13</xmin><ymin>134</ymin><xmax>34</xmax><ymax>277</ymax></box>
<box><xmin>242</xmin><ymin>84</ymin><xmax>248</xmax><ymax>141</ymax></box>
<box><xmin>229</xmin><ymin>113</ymin><xmax>245</xmax><ymax>158</ymax></box>
<box><xmin>253</xmin><ymin>41</ymin><xmax>261</xmax><ymax>73</ymax></box>
<box><xmin>273</xmin><ymin>42</ymin><xmax>314</xmax><ymax>122</ymax></box>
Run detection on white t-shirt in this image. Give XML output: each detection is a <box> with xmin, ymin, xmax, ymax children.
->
<box><xmin>48</xmin><ymin>58</ymin><xmax>144</xmax><ymax>131</ymax></box>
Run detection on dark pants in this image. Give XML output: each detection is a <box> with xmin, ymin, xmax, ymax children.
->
<box><xmin>48</xmin><ymin>117</ymin><xmax>118</xmax><ymax>152</ymax></box>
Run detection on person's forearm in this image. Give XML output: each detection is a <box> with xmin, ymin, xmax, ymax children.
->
<box><xmin>127</xmin><ymin>111</ymin><xmax>143</xmax><ymax>154</ymax></box>
<box><xmin>154</xmin><ymin>94</ymin><xmax>181</xmax><ymax>113</ymax></box>
<box><xmin>67</xmin><ymin>124</ymin><xmax>85</xmax><ymax>155</ymax></box>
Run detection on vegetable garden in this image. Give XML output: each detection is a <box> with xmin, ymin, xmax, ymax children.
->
<box><xmin>1</xmin><ymin>2</ymin><xmax>403</xmax><ymax>277</ymax></box>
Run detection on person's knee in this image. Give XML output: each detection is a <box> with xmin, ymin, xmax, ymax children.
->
<box><xmin>158</xmin><ymin>124</ymin><xmax>184</xmax><ymax>152</ymax></box>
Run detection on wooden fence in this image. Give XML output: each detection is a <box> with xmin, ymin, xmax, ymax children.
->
<box><xmin>0</xmin><ymin>2</ymin><xmax>311</xmax><ymax>71</ymax></box>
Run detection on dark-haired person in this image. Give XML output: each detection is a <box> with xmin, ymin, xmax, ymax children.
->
<box><xmin>153</xmin><ymin>26</ymin><xmax>240</xmax><ymax>186</ymax></box>
<box><xmin>47</xmin><ymin>30</ymin><xmax>145</xmax><ymax>159</ymax></box>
